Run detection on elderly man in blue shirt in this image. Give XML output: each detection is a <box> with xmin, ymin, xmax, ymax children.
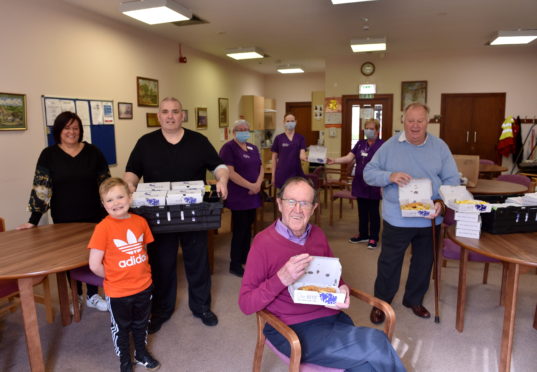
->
<box><xmin>364</xmin><ymin>102</ymin><xmax>459</xmax><ymax>324</ymax></box>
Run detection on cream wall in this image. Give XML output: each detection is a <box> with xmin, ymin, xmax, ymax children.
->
<box><xmin>0</xmin><ymin>0</ymin><xmax>263</xmax><ymax>229</ymax></box>
<box><xmin>323</xmin><ymin>50</ymin><xmax>537</xmax><ymax>160</ymax></box>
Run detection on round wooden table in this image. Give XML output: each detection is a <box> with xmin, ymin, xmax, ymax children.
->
<box><xmin>0</xmin><ymin>223</ymin><xmax>95</xmax><ymax>372</ymax></box>
<box><xmin>467</xmin><ymin>179</ymin><xmax>528</xmax><ymax>195</ymax></box>
<box><xmin>446</xmin><ymin>225</ymin><xmax>537</xmax><ymax>372</ymax></box>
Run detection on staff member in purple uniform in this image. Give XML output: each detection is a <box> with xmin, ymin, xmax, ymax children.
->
<box><xmin>328</xmin><ymin>118</ymin><xmax>384</xmax><ymax>249</ymax></box>
<box><xmin>271</xmin><ymin>114</ymin><xmax>308</xmax><ymax>189</ymax></box>
<box><xmin>219</xmin><ymin>120</ymin><xmax>264</xmax><ymax>277</ymax></box>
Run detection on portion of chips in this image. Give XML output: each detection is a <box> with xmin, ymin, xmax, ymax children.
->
<box><xmin>298</xmin><ymin>285</ymin><xmax>337</xmax><ymax>293</ymax></box>
<box><xmin>401</xmin><ymin>202</ymin><xmax>431</xmax><ymax>210</ymax></box>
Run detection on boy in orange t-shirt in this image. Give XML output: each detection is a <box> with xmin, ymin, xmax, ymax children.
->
<box><xmin>88</xmin><ymin>178</ymin><xmax>160</xmax><ymax>372</ymax></box>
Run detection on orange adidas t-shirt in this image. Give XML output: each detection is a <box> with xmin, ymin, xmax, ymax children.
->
<box><xmin>88</xmin><ymin>214</ymin><xmax>154</xmax><ymax>298</ymax></box>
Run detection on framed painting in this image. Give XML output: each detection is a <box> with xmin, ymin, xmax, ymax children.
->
<box><xmin>401</xmin><ymin>81</ymin><xmax>427</xmax><ymax>111</ymax></box>
<box><xmin>0</xmin><ymin>93</ymin><xmax>27</xmax><ymax>130</ymax></box>
<box><xmin>196</xmin><ymin>107</ymin><xmax>208</xmax><ymax>129</ymax></box>
<box><xmin>218</xmin><ymin>97</ymin><xmax>229</xmax><ymax>128</ymax></box>
<box><xmin>182</xmin><ymin>109</ymin><xmax>188</xmax><ymax>123</ymax></box>
<box><xmin>137</xmin><ymin>76</ymin><xmax>159</xmax><ymax>107</ymax></box>
<box><xmin>146</xmin><ymin>112</ymin><xmax>159</xmax><ymax>127</ymax></box>
<box><xmin>118</xmin><ymin>102</ymin><xmax>133</xmax><ymax>119</ymax></box>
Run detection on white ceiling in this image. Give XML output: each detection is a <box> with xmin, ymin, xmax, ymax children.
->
<box><xmin>65</xmin><ymin>0</ymin><xmax>537</xmax><ymax>75</ymax></box>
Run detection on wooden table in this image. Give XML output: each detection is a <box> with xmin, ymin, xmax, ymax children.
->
<box><xmin>0</xmin><ymin>223</ymin><xmax>95</xmax><ymax>372</ymax></box>
<box><xmin>467</xmin><ymin>179</ymin><xmax>528</xmax><ymax>195</ymax></box>
<box><xmin>446</xmin><ymin>225</ymin><xmax>537</xmax><ymax>372</ymax></box>
<box><xmin>479</xmin><ymin>164</ymin><xmax>508</xmax><ymax>179</ymax></box>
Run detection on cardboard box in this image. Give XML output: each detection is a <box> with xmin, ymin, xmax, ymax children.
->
<box><xmin>399</xmin><ymin>178</ymin><xmax>434</xmax><ymax>217</ymax></box>
<box><xmin>171</xmin><ymin>180</ymin><xmax>205</xmax><ymax>189</ymax></box>
<box><xmin>307</xmin><ymin>145</ymin><xmax>327</xmax><ymax>164</ymax></box>
<box><xmin>455</xmin><ymin>228</ymin><xmax>481</xmax><ymax>239</ymax></box>
<box><xmin>453</xmin><ymin>155</ymin><xmax>479</xmax><ymax>187</ymax></box>
<box><xmin>454</xmin><ymin>211</ymin><xmax>480</xmax><ymax>222</ymax></box>
<box><xmin>166</xmin><ymin>190</ymin><xmax>204</xmax><ymax>205</ymax></box>
<box><xmin>456</xmin><ymin>218</ymin><xmax>481</xmax><ymax>231</ymax></box>
<box><xmin>439</xmin><ymin>185</ymin><xmax>492</xmax><ymax>213</ymax></box>
<box><xmin>132</xmin><ymin>191</ymin><xmax>167</xmax><ymax>207</ymax></box>
<box><xmin>288</xmin><ymin>256</ymin><xmax>346</xmax><ymax>306</ymax></box>
<box><xmin>136</xmin><ymin>182</ymin><xmax>171</xmax><ymax>191</ymax></box>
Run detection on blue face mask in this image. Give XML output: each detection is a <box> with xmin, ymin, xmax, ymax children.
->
<box><xmin>235</xmin><ymin>131</ymin><xmax>250</xmax><ymax>143</ymax></box>
<box><xmin>285</xmin><ymin>121</ymin><xmax>296</xmax><ymax>130</ymax></box>
<box><xmin>364</xmin><ymin>129</ymin><xmax>376</xmax><ymax>139</ymax></box>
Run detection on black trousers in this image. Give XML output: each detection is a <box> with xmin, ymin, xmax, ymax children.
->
<box><xmin>230</xmin><ymin>209</ymin><xmax>256</xmax><ymax>270</ymax></box>
<box><xmin>357</xmin><ymin>198</ymin><xmax>381</xmax><ymax>241</ymax></box>
<box><xmin>147</xmin><ymin>230</ymin><xmax>211</xmax><ymax>320</ymax></box>
<box><xmin>374</xmin><ymin>221</ymin><xmax>440</xmax><ymax>306</ymax></box>
<box><xmin>108</xmin><ymin>285</ymin><xmax>152</xmax><ymax>363</ymax></box>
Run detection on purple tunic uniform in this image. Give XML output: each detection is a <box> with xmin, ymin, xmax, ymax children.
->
<box><xmin>350</xmin><ymin>139</ymin><xmax>383</xmax><ymax>200</ymax></box>
<box><xmin>271</xmin><ymin>132</ymin><xmax>306</xmax><ymax>189</ymax></box>
<box><xmin>219</xmin><ymin>140</ymin><xmax>262</xmax><ymax>210</ymax></box>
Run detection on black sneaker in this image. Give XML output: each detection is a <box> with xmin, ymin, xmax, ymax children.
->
<box><xmin>120</xmin><ymin>359</ymin><xmax>133</xmax><ymax>372</ymax></box>
<box><xmin>193</xmin><ymin>310</ymin><xmax>218</xmax><ymax>326</ymax></box>
<box><xmin>348</xmin><ymin>235</ymin><xmax>368</xmax><ymax>244</ymax></box>
<box><xmin>147</xmin><ymin>318</ymin><xmax>164</xmax><ymax>334</ymax></box>
<box><xmin>135</xmin><ymin>352</ymin><xmax>160</xmax><ymax>371</ymax></box>
<box><xmin>367</xmin><ymin>240</ymin><xmax>378</xmax><ymax>249</ymax></box>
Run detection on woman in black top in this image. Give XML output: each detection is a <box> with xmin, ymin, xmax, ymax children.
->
<box><xmin>17</xmin><ymin>111</ymin><xmax>110</xmax><ymax>311</ymax></box>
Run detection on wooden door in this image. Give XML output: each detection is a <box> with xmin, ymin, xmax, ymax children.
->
<box><xmin>285</xmin><ymin>102</ymin><xmax>317</xmax><ymax>147</ymax></box>
<box><xmin>440</xmin><ymin>93</ymin><xmax>505</xmax><ymax>163</ymax></box>
<box><xmin>341</xmin><ymin>95</ymin><xmax>393</xmax><ymax>156</ymax></box>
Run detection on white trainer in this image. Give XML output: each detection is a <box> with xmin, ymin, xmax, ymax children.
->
<box><xmin>86</xmin><ymin>294</ymin><xmax>108</xmax><ymax>311</ymax></box>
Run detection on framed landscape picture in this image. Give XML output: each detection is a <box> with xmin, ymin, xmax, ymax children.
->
<box><xmin>401</xmin><ymin>81</ymin><xmax>427</xmax><ymax>110</ymax></box>
<box><xmin>218</xmin><ymin>98</ymin><xmax>229</xmax><ymax>128</ymax></box>
<box><xmin>146</xmin><ymin>112</ymin><xmax>159</xmax><ymax>127</ymax></box>
<box><xmin>196</xmin><ymin>107</ymin><xmax>208</xmax><ymax>129</ymax></box>
<box><xmin>0</xmin><ymin>92</ymin><xmax>27</xmax><ymax>130</ymax></box>
<box><xmin>118</xmin><ymin>102</ymin><xmax>133</xmax><ymax>119</ymax></box>
<box><xmin>182</xmin><ymin>109</ymin><xmax>188</xmax><ymax>122</ymax></box>
<box><xmin>137</xmin><ymin>77</ymin><xmax>159</xmax><ymax>107</ymax></box>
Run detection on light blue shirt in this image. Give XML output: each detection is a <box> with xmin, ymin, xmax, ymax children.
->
<box><xmin>275</xmin><ymin>219</ymin><xmax>312</xmax><ymax>245</ymax></box>
<box><xmin>364</xmin><ymin>132</ymin><xmax>459</xmax><ymax>228</ymax></box>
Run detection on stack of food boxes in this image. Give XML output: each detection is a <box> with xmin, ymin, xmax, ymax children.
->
<box><xmin>132</xmin><ymin>181</ymin><xmax>205</xmax><ymax>207</ymax></box>
<box><xmin>399</xmin><ymin>178</ymin><xmax>435</xmax><ymax>217</ymax></box>
<box><xmin>289</xmin><ymin>256</ymin><xmax>346</xmax><ymax>306</ymax></box>
<box><xmin>439</xmin><ymin>185</ymin><xmax>491</xmax><ymax>239</ymax></box>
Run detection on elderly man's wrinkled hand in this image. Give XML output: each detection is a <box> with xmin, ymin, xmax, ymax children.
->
<box><xmin>424</xmin><ymin>201</ymin><xmax>442</xmax><ymax>220</ymax></box>
<box><xmin>277</xmin><ymin>253</ymin><xmax>312</xmax><ymax>286</ymax></box>
<box><xmin>216</xmin><ymin>180</ymin><xmax>228</xmax><ymax>200</ymax></box>
<box><xmin>324</xmin><ymin>284</ymin><xmax>350</xmax><ymax>310</ymax></box>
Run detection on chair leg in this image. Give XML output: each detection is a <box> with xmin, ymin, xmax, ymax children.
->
<box><xmin>442</xmin><ymin>259</ymin><xmax>447</xmax><ymax>268</ymax></box>
<box><xmin>71</xmin><ymin>277</ymin><xmax>81</xmax><ymax>322</ymax></box>
<box><xmin>533</xmin><ymin>303</ymin><xmax>537</xmax><ymax>330</ymax></box>
<box><xmin>253</xmin><ymin>316</ymin><xmax>266</xmax><ymax>372</ymax></box>
<box><xmin>500</xmin><ymin>263</ymin><xmax>507</xmax><ymax>306</ymax></box>
<box><xmin>329</xmin><ymin>197</ymin><xmax>335</xmax><ymax>226</ymax></box>
<box><xmin>482</xmin><ymin>263</ymin><xmax>490</xmax><ymax>284</ymax></box>
<box><xmin>339</xmin><ymin>198</ymin><xmax>343</xmax><ymax>219</ymax></box>
<box><xmin>41</xmin><ymin>276</ymin><xmax>54</xmax><ymax>324</ymax></box>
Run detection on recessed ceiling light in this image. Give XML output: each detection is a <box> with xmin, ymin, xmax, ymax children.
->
<box><xmin>277</xmin><ymin>65</ymin><xmax>305</xmax><ymax>74</ymax></box>
<box><xmin>350</xmin><ymin>37</ymin><xmax>386</xmax><ymax>53</ymax></box>
<box><xmin>119</xmin><ymin>0</ymin><xmax>192</xmax><ymax>25</ymax></box>
<box><xmin>331</xmin><ymin>0</ymin><xmax>376</xmax><ymax>4</ymax></box>
<box><xmin>226</xmin><ymin>47</ymin><xmax>265</xmax><ymax>60</ymax></box>
<box><xmin>489</xmin><ymin>30</ymin><xmax>537</xmax><ymax>45</ymax></box>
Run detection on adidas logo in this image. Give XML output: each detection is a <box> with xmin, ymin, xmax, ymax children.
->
<box><xmin>113</xmin><ymin>229</ymin><xmax>144</xmax><ymax>255</ymax></box>
<box><xmin>119</xmin><ymin>253</ymin><xmax>147</xmax><ymax>268</ymax></box>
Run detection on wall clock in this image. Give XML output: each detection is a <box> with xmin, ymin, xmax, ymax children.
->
<box><xmin>361</xmin><ymin>61</ymin><xmax>375</xmax><ymax>76</ymax></box>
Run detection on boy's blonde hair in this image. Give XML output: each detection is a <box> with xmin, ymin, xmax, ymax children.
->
<box><xmin>99</xmin><ymin>177</ymin><xmax>130</xmax><ymax>199</ymax></box>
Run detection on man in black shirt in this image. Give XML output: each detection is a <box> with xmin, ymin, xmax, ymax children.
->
<box><xmin>125</xmin><ymin>97</ymin><xmax>229</xmax><ymax>333</ymax></box>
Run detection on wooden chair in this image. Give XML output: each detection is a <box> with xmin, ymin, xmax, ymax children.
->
<box><xmin>69</xmin><ymin>265</ymin><xmax>104</xmax><ymax>322</ymax></box>
<box><xmin>253</xmin><ymin>287</ymin><xmax>396</xmax><ymax>372</ymax></box>
<box><xmin>328</xmin><ymin>171</ymin><xmax>356</xmax><ymax>226</ymax></box>
<box><xmin>0</xmin><ymin>217</ymin><xmax>55</xmax><ymax>323</ymax></box>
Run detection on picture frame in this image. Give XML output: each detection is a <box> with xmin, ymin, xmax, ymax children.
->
<box><xmin>0</xmin><ymin>92</ymin><xmax>27</xmax><ymax>131</ymax></box>
<box><xmin>218</xmin><ymin>97</ymin><xmax>229</xmax><ymax>128</ymax></box>
<box><xmin>146</xmin><ymin>112</ymin><xmax>159</xmax><ymax>127</ymax></box>
<box><xmin>182</xmin><ymin>109</ymin><xmax>188</xmax><ymax>123</ymax></box>
<box><xmin>117</xmin><ymin>102</ymin><xmax>133</xmax><ymax>120</ymax></box>
<box><xmin>196</xmin><ymin>107</ymin><xmax>208</xmax><ymax>129</ymax></box>
<box><xmin>137</xmin><ymin>76</ymin><xmax>159</xmax><ymax>107</ymax></box>
<box><xmin>401</xmin><ymin>81</ymin><xmax>427</xmax><ymax>111</ymax></box>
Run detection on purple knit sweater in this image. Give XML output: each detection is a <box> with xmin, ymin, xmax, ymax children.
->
<box><xmin>238</xmin><ymin>222</ymin><xmax>342</xmax><ymax>325</ymax></box>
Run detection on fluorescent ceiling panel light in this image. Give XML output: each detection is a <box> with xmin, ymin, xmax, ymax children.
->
<box><xmin>489</xmin><ymin>30</ymin><xmax>537</xmax><ymax>45</ymax></box>
<box><xmin>277</xmin><ymin>66</ymin><xmax>305</xmax><ymax>74</ymax></box>
<box><xmin>120</xmin><ymin>0</ymin><xmax>192</xmax><ymax>25</ymax></box>
<box><xmin>350</xmin><ymin>37</ymin><xmax>386</xmax><ymax>52</ymax></box>
<box><xmin>226</xmin><ymin>47</ymin><xmax>264</xmax><ymax>60</ymax></box>
<box><xmin>331</xmin><ymin>0</ymin><xmax>376</xmax><ymax>4</ymax></box>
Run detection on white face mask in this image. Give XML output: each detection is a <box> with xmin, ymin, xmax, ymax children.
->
<box><xmin>285</xmin><ymin>121</ymin><xmax>296</xmax><ymax>130</ymax></box>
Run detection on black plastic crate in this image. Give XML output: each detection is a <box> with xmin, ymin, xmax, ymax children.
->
<box><xmin>481</xmin><ymin>205</ymin><xmax>537</xmax><ymax>234</ymax></box>
<box><xmin>131</xmin><ymin>201</ymin><xmax>223</xmax><ymax>233</ymax></box>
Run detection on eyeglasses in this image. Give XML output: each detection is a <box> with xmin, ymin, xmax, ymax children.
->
<box><xmin>281</xmin><ymin>198</ymin><xmax>315</xmax><ymax>209</ymax></box>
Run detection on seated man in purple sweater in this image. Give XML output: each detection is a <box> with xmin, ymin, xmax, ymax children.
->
<box><xmin>239</xmin><ymin>177</ymin><xmax>406</xmax><ymax>371</ymax></box>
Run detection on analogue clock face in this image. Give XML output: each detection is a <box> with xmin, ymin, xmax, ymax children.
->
<box><xmin>361</xmin><ymin>62</ymin><xmax>375</xmax><ymax>76</ymax></box>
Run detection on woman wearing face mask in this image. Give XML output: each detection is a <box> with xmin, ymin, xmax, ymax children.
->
<box><xmin>271</xmin><ymin>114</ymin><xmax>308</xmax><ymax>190</ymax></box>
<box><xmin>219</xmin><ymin>120</ymin><xmax>263</xmax><ymax>277</ymax></box>
<box><xmin>327</xmin><ymin>118</ymin><xmax>384</xmax><ymax>249</ymax></box>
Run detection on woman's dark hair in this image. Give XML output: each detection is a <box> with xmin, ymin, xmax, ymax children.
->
<box><xmin>52</xmin><ymin>111</ymin><xmax>83</xmax><ymax>144</ymax></box>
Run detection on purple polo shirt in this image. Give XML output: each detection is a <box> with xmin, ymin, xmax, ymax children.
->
<box><xmin>271</xmin><ymin>132</ymin><xmax>306</xmax><ymax>188</ymax></box>
<box><xmin>350</xmin><ymin>139</ymin><xmax>384</xmax><ymax>200</ymax></box>
<box><xmin>219</xmin><ymin>140</ymin><xmax>262</xmax><ymax>210</ymax></box>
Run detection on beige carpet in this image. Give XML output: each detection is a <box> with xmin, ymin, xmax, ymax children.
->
<box><xmin>1</xmin><ymin>204</ymin><xmax>536</xmax><ymax>372</ymax></box>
